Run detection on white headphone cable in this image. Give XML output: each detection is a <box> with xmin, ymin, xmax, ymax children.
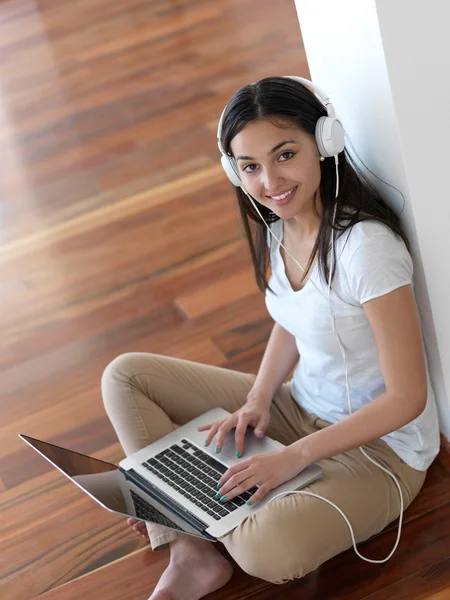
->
<box><xmin>241</xmin><ymin>154</ymin><xmax>404</xmax><ymax>563</ymax></box>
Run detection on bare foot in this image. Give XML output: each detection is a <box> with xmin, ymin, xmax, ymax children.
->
<box><xmin>150</xmin><ymin>536</ymin><xmax>233</xmax><ymax>600</ymax></box>
<box><xmin>127</xmin><ymin>519</ymin><xmax>233</xmax><ymax>599</ymax></box>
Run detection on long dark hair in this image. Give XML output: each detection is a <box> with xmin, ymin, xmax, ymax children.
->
<box><xmin>220</xmin><ymin>76</ymin><xmax>409</xmax><ymax>294</ymax></box>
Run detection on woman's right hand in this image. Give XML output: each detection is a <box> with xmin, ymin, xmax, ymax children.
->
<box><xmin>197</xmin><ymin>395</ymin><xmax>272</xmax><ymax>459</ymax></box>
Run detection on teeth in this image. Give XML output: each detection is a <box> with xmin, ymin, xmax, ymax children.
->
<box><xmin>272</xmin><ymin>186</ymin><xmax>296</xmax><ymax>201</ymax></box>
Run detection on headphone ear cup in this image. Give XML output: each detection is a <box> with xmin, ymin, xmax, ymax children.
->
<box><xmin>316</xmin><ymin>116</ymin><xmax>345</xmax><ymax>157</ymax></box>
<box><xmin>221</xmin><ymin>154</ymin><xmax>242</xmax><ymax>187</ymax></box>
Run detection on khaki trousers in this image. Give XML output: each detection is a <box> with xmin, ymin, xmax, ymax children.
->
<box><xmin>101</xmin><ymin>352</ymin><xmax>426</xmax><ymax>585</ymax></box>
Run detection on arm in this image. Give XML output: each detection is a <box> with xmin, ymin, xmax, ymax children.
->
<box><xmin>248</xmin><ymin>321</ymin><xmax>300</xmax><ymax>406</ymax></box>
<box><xmin>288</xmin><ymin>284</ymin><xmax>428</xmax><ymax>464</ymax></box>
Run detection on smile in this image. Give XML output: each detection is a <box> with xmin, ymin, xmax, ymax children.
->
<box><xmin>269</xmin><ymin>186</ymin><xmax>298</xmax><ymax>205</ymax></box>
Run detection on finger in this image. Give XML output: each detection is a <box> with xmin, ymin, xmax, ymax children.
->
<box><xmin>203</xmin><ymin>421</ymin><xmax>225</xmax><ymax>447</ymax></box>
<box><xmin>215</xmin><ymin>416</ymin><xmax>238</xmax><ymax>453</ymax></box>
<box><xmin>197</xmin><ymin>423</ymin><xmax>213</xmax><ymax>432</ymax></box>
<box><xmin>245</xmin><ymin>484</ymin><xmax>269</xmax><ymax>506</ymax></box>
<box><xmin>234</xmin><ymin>416</ymin><xmax>249</xmax><ymax>458</ymax></box>
<box><xmin>217</xmin><ymin>459</ymin><xmax>251</xmax><ymax>489</ymax></box>
<box><xmin>128</xmin><ymin>518</ymin><xmax>139</xmax><ymax>526</ymax></box>
<box><xmin>218</xmin><ymin>474</ymin><xmax>258</xmax><ymax>503</ymax></box>
<box><xmin>254</xmin><ymin>414</ymin><xmax>270</xmax><ymax>438</ymax></box>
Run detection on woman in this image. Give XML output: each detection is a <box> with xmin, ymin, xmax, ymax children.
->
<box><xmin>101</xmin><ymin>76</ymin><xmax>440</xmax><ymax>600</ymax></box>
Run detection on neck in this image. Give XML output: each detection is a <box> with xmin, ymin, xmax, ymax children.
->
<box><xmin>288</xmin><ymin>190</ymin><xmax>322</xmax><ymax>241</ymax></box>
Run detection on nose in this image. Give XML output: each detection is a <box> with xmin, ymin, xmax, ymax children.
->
<box><xmin>260</xmin><ymin>165</ymin><xmax>283</xmax><ymax>193</ymax></box>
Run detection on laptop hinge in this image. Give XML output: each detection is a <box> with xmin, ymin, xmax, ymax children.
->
<box><xmin>120</xmin><ymin>467</ymin><xmax>215</xmax><ymax>540</ymax></box>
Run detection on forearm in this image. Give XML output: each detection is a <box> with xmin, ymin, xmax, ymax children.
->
<box><xmin>249</xmin><ymin>321</ymin><xmax>299</xmax><ymax>405</ymax></box>
<box><xmin>290</xmin><ymin>391</ymin><xmax>426</xmax><ymax>464</ymax></box>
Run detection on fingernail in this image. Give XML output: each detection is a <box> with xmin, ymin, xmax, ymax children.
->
<box><xmin>215</xmin><ymin>493</ymin><xmax>221</xmax><ymax>499</ymax></box>
<box><xmin>215</xmin><ymin>445</ymin><xmax>219</xmax><ymax>453</ymax></box>
<box><xmin>247</xmin><ymin>500</ymin><xmax>253</xmax><ymax>506</ymax></box>
<box><xmin>236</xmin><ymin>450</ymin><xmax>241</xmax><ymax>458</ymax></box>
<box><xmin>217</xmin><ymin>483</ymin><xmax>221</xmax><ymax>489</ymax></box>
<box><xmin>220</xmin><ymin>496</ymin><xmax>227</xmax><ymax>502</ymax></box>
<box><xmin>204</xmin><ymin>440</ymin><xmax>208</xmax><ymax>446</ymax></box>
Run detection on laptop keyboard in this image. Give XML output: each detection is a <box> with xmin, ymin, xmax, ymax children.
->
<box><xmin>130</xmin><ymin>489</ymin><xmax>184</xmax><ymax>531</ymax></box>
<box><xmin>141</xmin><ymin>438</ymin><xmax>258</xmax><ymax>521</ymax></box>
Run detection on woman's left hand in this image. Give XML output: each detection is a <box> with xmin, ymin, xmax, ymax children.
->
<box><xmin>217</xmin><ymin>446</ymin><xmax>308</xmax><ymax>506</ymax></box>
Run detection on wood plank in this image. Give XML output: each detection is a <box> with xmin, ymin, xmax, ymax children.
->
<box><xmin>176</xmin><ymin>268</ymin><xmax>258</xmax><ymax>318</ymax></box>
<box><xmin>360</xmin><ymin>556</ymin><xmax>450</xmax><ymax>599</ymax></box>
<box><xmin>213</xmin><ymin>318</ymin><xmax>274</xmax><ymax>359</ymax></box>
<box><xmin>0</xmin><ymin>239</ymin><xmax>245</xmax><ymax>371</ymax></box>
<box><xmin>0</xmin><ymin>166</ymin><xmax>224</xmax><ymax>264</ymax></box>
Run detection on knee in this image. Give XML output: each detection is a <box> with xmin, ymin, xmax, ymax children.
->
<box><xmin>222</xmin><ymin>510</ymin><xmax>317</xmax><ymax>585</ymax></box>
<box><xmin>227</xmin><ymin>536</ymin><xmax>310</xmax><ymax>584</ymax></box>
<box><xmin>102</xmin><ymin>352</ymin><xmax>133</xmax><ymax>381</ymax></box>
<box><xmin>102</xmin><ymin>353</ymin><xmax>129</xmax><ymax>389</ymax></box>
<box><xmin>101</xmin><ymin>353</ymin><xmax>142</xmax><ymax>411</ymax></box>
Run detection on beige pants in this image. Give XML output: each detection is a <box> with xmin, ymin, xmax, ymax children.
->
<box><xmin>101</xmin><ymin>352</ymin><xmax>426</xmax><ymax>585</ymax></box>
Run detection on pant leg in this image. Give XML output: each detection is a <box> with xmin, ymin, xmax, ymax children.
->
<box><xmin>221</xmin><ymin>412</ymin><xmax>426</xmax><ymax>584</ymax></box>
<box><xmin>101</xmin><ymin>352</ymin><xmax>304</xmax><ymax>551</ymax></box>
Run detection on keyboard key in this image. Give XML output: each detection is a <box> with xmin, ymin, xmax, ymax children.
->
<box><xmin>203</xmin><ymin>458</ymin><xmax>227</xmax><ymax>474</ymax></box>
<box><xmin>232</xmin><ymin>497</ymin><xmax>246</xmax><ymax>506</ymax></box>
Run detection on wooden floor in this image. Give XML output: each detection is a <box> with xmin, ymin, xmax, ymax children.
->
<box><xmin>1</xmin><ymin>0</ymin><xmax>450</xmax><ymax>599</ymax></box>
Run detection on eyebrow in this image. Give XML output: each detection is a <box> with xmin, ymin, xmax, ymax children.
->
<box><xmin>236</xmin><ymin>140</ymin><xmax>298</xmax><ymax>161</ymax></box>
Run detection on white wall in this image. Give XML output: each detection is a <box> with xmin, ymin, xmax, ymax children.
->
<box><xmin>294</xmin><ymin>0</ymin><xmax>450</xmax><ymax>438</ymax></box>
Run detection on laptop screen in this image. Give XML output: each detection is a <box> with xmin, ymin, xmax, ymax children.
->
<box><xmin>19</xmin><ymin>434</ymin><xmax>211</xmax><ymax>540</ymax></box>
<box><xmin>19</xmin><ymin>435</ymin><xmax>128</xmax><ymax>513</ymax></box>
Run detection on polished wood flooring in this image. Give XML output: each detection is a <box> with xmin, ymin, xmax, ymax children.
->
<box><xmin>1</xmin><ymin>1</ymin><xmax>449</xmax><ymax>599</ymax></box>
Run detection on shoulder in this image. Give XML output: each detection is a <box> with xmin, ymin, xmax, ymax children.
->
<box><xmin>337</xmin><ymin>219</ymin><xmax>406</xmax><ymax>262</ymax></box>
<box><xmin>336</xmin><ymin>220</ymin><xmax>413</xmax><ymax>304</ymax></box>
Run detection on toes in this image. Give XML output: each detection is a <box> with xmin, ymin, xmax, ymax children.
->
<box><xmin>127</xmin><ymin>517</ymin><xmax>148</xmax><ymax>538</ymax></box>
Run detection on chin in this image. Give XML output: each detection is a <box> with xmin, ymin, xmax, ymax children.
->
<box><xmin>273</xmin><ymin>202</ymin><xmax>299</xmax><ymax>214</ymax></box>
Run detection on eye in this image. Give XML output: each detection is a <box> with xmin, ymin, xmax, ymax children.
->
<box><xmin>242</xmin><ymin>163</ymin><xmax>258</xmax><ymax>173</ymax></box>
<box><xmin>279</xmin><ymin>151</ymin><xmax>295</xmax><ymax>161</ymax></box>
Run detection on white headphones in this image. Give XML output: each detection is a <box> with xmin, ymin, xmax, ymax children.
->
<box><xmin>216</xmin><ymin>76</ymin><xmax>405</xmax><ymax>565</ymax></box>
<box><xmin>217</xmin><ymin>76</ymin><xmax>345</xmax><ymax>189</ymax></box>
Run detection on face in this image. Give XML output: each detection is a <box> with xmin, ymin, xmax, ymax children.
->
<box><xmin>229</xmin><ymin>117</ymin><xmax>323</xmax><ymax>221</ymax></box>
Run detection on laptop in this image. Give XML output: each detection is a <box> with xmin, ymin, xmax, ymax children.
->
<box><xmin>19</xmin><ymin>407</ymin><xmax>322</xmax><ymax>543</ymax></box>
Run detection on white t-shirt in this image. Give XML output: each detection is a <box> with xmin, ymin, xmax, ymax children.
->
<box><xmin>265</xmin><ymin>218</ymin><xmax>440</xmax><ymax>471</ymax></box>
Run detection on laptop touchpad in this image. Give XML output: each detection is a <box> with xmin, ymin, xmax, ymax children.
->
<box><xmin>219</xmin><ymin>427</ymin><xmax>272</xmax><ymax>459</ymax></box>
